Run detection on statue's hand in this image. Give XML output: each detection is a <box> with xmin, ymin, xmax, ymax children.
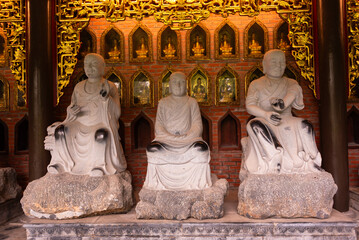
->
<box><xmin>265</xmin><ymin>111</ymin><xmax>281</xmax><ymax>126</ymax></box>
<box><xmin>270</xmin><ymin>98</ymin><xmax>285</xmax><ymax>112</ymax></box>
<box><xmin>44</xmin><ymin>135</ymin><xmax>55</xmax><ymax>151</ymax></box>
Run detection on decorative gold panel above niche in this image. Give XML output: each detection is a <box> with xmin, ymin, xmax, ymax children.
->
<box><xmin>78</xmin><ymin>27</ymin><xmax>96</xmax><ymax>61</ymax></box>
<box><xmin>101</xmin><ymin>25</ymin><xmax>124</xmax><ymax>64</ymax></box>
<box><xmin>158</xmin><ymin>26</ymin><xmax>181</xmax><ymax>62</ymax></box>
<box><xmin>188</xmin><ymin>65</ymin><xmax>211</xmax><ymax>106</ymax></box>
<box><xmin>159</xmin><ymin>67</ymin><xmax>174</xmax><ymax>99</ymax></box>
<box><xmin>274</xmin><ymin>21</ymin><xmax>291</xmax><ymax>55</ymax></box>
<box><xmin>130</xmin><ymin>69</ymin><xmax>153</xmax><ymax>107</ymax></box>
<box><xmin>244</xmin><ymin>18</ymin><xmax>268</xmax><ymax>59</ymax></box>
<box><xmin>216</xmin><ymin>65</ymin><xmax>239</xmax><ymax>106</ymax></box>
<box><xmin>187</xmin><ymin>24</ymin><xmax>210</xmax><ymax>61</ymax></box>
<box><xmin>215</xmin><ymin>20</ymin><xmax>239</xmax><ymax>60</ymax></box>
<box><xmin>129</xmin><ymin>24</ymin><xmax>153</xmax><ymax>63</ymax></box>
<box><xmin>0</xmin><ymin>33</ymin><xmax>7</xmax><ymax>67</ymax></box>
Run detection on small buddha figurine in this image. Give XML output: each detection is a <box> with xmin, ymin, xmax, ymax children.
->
<box><xmin>135</xmin><ymin>81</ymin><xmax>150</xmax><ymax>105</ymax></box>
<box><xmin>192</xmin><ymin>77</ymin><xmax>206</xmax><ymax>102</ymax></box>
<box><xmin>277</xmin><ymin>33</ymin><xmax>291</xmax><ymax>52</ymax></box>
<box><xmin>192</xmin><ymin>35</ymin><xmax>205</xmax><ymax>57</ymax></box>
<box><xmin>163</xmin><ymin>37</ymin><xmax>176</xmax><ymax>58</ymax></box>
<box><xmin>219</xmin><ymin>77</ymin><xmax>234</xmax><ymax>102</ymax></box>
<box><xmin>136</xmin><ymin>37</ymin><xmax>148</xmax><ymax>59</ymax></box>
<box><xmin>108</xmin><ymin>39</ymin><xmax>121</xmax><ymax>60</ymax></box>
<box><xmin>220</xmin><ymin>34</ymin><xmax>233</xmax><ymax>56</ymax></box>
<box><xmin>249</xmin><ymin>33</ymin><xmax>262</xmax><ymax>55</ymax></box>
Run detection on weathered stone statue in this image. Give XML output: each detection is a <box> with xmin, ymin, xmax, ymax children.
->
<box><xmin>21</xmin><ymin>53</ymin><xmax>132</xmax><ymax>219</ymax></box>
<box><xmin>241</xmin><ymin>49</ymin><xmax>321</xmax><ymax>176</ymax></box>
<box><xmin>238</xmin><ymin>49</ymin><xmax>337</xmax><ymax>219</ymax></box>
<box><xmin>45</xmin><ymin>53</ymin><xmax>126</xmax><ymax>176</ymax></box>
<box><xmin>145</xmin><ymin>72</ymin><xmax>211</xmax><ymax>190</ymax></box>
<box><xmin>136</xmin><ymin>72</ymin><xmax>228</xmax><ymax>220</ymax></box>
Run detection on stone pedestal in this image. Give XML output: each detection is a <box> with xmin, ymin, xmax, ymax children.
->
<box><xmin>136</xmin><ymin>177</ymin><xmax>228</xmax><ymax>220</ymax></box>
<box><xmin>21</xmin><ymin>171</ymin><xmax>133</xmax><ymax>219</ymax></box>
<box><xmin>238</xmin><ymin>171</ymin><xmax>337</xmax><ymax>219</ymax></box>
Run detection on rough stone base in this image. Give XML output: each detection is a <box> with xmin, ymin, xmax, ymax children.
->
<box><xmin>136</xmin><ymin>177</ymin><xmax>228</xmax><ymax>220</ymax></box>
<box><xmin>0</xmin><ymin>167</ymin><xmax>22</xmax><ymax>204</ymax></box>
<box><xmin>21</xmin><ymin>171</ymin><xmax>133</xmax><ymax>219</ymax></box>
<box><xmin>238</xmin><ymin>171</ymin><xmax>337</xmax><ymax>219</ymax></box>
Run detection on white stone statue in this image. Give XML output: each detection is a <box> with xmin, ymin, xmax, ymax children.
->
<box><xmin>44</xmin><ymin>53</ymin><xmax>127</xmax><ymax>176</ymax></box>
<box><xmin>241</xmin><ymin>49</ymin><xmax>321</xmax><ymax>176</ymax></box>
<box><xmin>143</xmin><ymin>72</ymin><xmax>212</xmax><ymax>190</ymax></box>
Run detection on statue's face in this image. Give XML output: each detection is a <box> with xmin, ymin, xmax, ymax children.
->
<box><xmin>263</xmin><ymin>51</ymin><xmax>286</xmax><ymax>79</ymax></box>
<box><xmin>169</xmin><ymin>75</ymin><xmax>186</xmax><ymax>97</ymax></box>
<box><xmin>84</xmin><ymin>55</ymin><xmax>105</xmax><ymax>81</ymax></box>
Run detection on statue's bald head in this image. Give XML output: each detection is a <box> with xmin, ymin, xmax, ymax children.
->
<box><xmin>169</xmin><ymin>72</ymin><xmax>187</xmax><ymax>97</ymax></box>
<box><xmin>262</xmin><ymin>49</ymin><xmax>286</xmax><ymax>78</ymax></box>
<box><xmin>84</xmin><ymin>53</ymin><xmax>106</xmax><ymax>80</ymax></box>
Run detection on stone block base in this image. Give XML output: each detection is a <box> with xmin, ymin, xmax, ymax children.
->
<box><xmin>21</xmin><ymin>171</ymin><xmax>133</xmax><ymax>219</ymax></box>
<box><xmin>136</xmin><ymin>178</ymin><xmax>228</xmax><ymax>220</ymax></box>
<box><xmin>238</xmin><ymin>171</ymin><xmax>337</xmax><ymax>219</ymax></box>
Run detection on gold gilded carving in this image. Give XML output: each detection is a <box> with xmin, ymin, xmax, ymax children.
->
<box><xmin>216</xmin><ymin>65</ymin><xmax>239</xmax><ymax>106</ymax></box>
<box><xmin>188</xmin><ymin>65</ymin><xmax>210</xmax><ymax>106</ymax></box>
<box><xmin>0</xmin><ymin>33</ymin><xmax>7</xmax><ymax>67</ymax></box>
<box><xmin>0</xmin><ymin>76</ymin><xmax>9</xmax><ymax>111</ymax></box>
<box><xmin>56</xmin><ymin>0</ymin><xmax>316</xmax><ymax>99</ymax></box>
<box><xmin>347</xmin><ymin>0</ymin><xmax>359</xmax><ymax>100</ymax></box>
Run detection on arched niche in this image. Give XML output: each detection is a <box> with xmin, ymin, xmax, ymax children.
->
<box><xmin>105</xmin><ymin>69</ymin><xmax>125</xmax><ymax>105</ymax></box>
<box><xmin>284</xmin><ymin>65</ymin><xmax>300</xmax><ymax>83</ymax></box>
<box><xmin>77</xmin><ymin>27</ymin><xmax>97</xmax><ymax>61</ymax></box>
<box><xmin>73</xmin><ymin>71</ymin><xmax>87</xmax><ymax>85</ymax></box>
<box><xmin>216</xmin><ymin>65</ymin><xmax>239</xmax><ymax>106</ymax></box>
<box><xmin>0</xmin><ymin>33</ymin><xmax>7</xmax><ymax>67</ymax></box>
<box><xmin>244</xmin><ymin>18</ymin><xmax>268</xmax><ymax>59</ymax></box>
<box><xmin>131</xmin><ymin>112</ymin><xmax>153</xmax><ymax>150</ymax></box>
<box><xmin>215</xmin><ymin>20</ymin><xmax>239</xmax><ymax>60</ymax></box>
<box><xmin>218</xmin><ymin>110</ymin><xmax>240</xmax><ymax>150</ymax></box>
<box><xmin>130</xmin><ymin>69</ymin><xmax>153</xmax><ymax>107</ymax></box>
<box><xmin>159</xmin><ymin>67</ymin><xmax>173</xmax><ymax>99</ymax></box>
<box><xmin>15</xmin><ymin>115</ymin><xmax>28</xmax><ymax>154</ymax></box>
<box><xmin>188</xmin><ymin>65</ymin><xmax>211</xmax><ymax>106</ymax></box>
<box><xmin>158</xmin><ymin>26</ymin><xmax>181</xmax><ymax>61</ymax></box>
<box><xmin>348</xmin><ymin>106</ymin><xmax>359</xmax><ymax>148</ymax></box>
<box><xmin>0</xmin><ymin>76</ymin><xmax>9</xmax><ymax>111</ymax></box>
<box><xmin>118</xmin><ymin>119</ymin><xmax>126</xmax><ymax>153</ymax></box>
<box><xmin>274</xmin><ymin>21</ymin><xmax>291</xmax><ymax>54</ymax></box>
<box><xmin>0</xmin><ymin>118</ymin><xmax>8</xmax><ymax>154</ymax></box>
<box><xmin>245</xmin><ymin>65</ymin><xmax>264</xmax><ymax>96</ymax></box>
<box><xmin>129</xmin><ymin>23</ymin><xmax>153</xmax><ymax>63</ymax></box>
<box><xmin>201</xmin><ymin>112</ymin><xmax>212</xmax><ymax>148</ymax></box>
<box><xmin>187</xmin><ymin>23</ymin><xmax>210</xmax><ymax>60</ymax></box>
<box><xmin>101</xmin><ymin>25</ymin><xmax>124</xmax><ymax>63</ymax></box>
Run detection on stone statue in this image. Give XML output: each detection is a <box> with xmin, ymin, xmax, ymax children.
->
<box><xmin>144</xmin><ymin>72</ymin><xmax>212</xmax><ymax>190</ymax></box>
<box><xmin>241</xmin><ymin>49</ymin><xmax>321</xmax><ymax>176</ymax></box>
<box><xmin>44</xmin><ymin>53</ymin><xmax>127</xmax><ymax>176</ymax></box>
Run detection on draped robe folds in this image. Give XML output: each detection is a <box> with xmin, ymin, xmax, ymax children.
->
<box><xmin>242</xmin><ymin>76</ymin><xmax>322</xmax><ymax>175</ymax></box>
<box><xmin>46</xmin><ymin>80</ymin><xmax>127</xmax><ymax>175</ymax></box>
<box><xmin>144</xmin><ymin>95</ymin><xmax>212</xmax><ymax>190</ymax></box>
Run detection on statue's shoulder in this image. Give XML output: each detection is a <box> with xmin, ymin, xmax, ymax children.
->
<box><xmin>249</xmin><ymin>76</ymin><xmax>266</xmax><ymax>88</ymax></box>
<box><xmin>285</xmin><ymin>77</ymin><xmax>299</xmax><ymax>85</ymax></box>
<box><xmin>74</xmin><ymin>80</ymin><xmax>86</xmax><ymax>91</ymax></box>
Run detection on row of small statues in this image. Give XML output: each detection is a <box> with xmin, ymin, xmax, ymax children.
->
<box><xmin>83</xmin><ymin>32</ymin><xmax>291</xmax><ymax>61</ymax></box>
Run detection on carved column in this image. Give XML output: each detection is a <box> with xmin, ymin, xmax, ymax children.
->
<box><xmin>316</xmin><ymin>0</ymin><xmax>349</xmax><ymax>211</ymax></box>
<box><xmin>26</xmin><ymin>0</ymin><xmax>55</xmax><ymax>181</ymax></box>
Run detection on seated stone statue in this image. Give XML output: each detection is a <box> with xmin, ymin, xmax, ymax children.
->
<box><xmin>144</xmin><ymin>72</ymin><xmax>212</xmax><ymax>190</ymax></box>
<box><xmin>44</xmin><ymin>53</ymin><xmax>127</xmax><ymax>176</ymax></box>
<box><xmin>241</xmin><ymin>49</ymin><xmax>321</xmax><ymax>176</ymax></box>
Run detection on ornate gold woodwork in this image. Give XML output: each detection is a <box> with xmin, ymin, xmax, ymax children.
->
<box><xmin>101</xmin><ymin>25</ymin><xmax>125</xmax><ymax>64</ymax></box>
<box><xmin>159</xmin><ymin>67</ymin><xmax>174</xmax><ymax>99</ymax></box>
<box><xmin>130</xmin><ymin>68</ymin><xmax>153</xmax><ymax>107</ymax></box>
<box><xmin>129</xmin><ymin>23</ymin><xmax>153</xmax><ymax>63</ymax></box>
<box><xmin>56</xmin><ymin>0</ymin><xmax>316</xmax><ymax>100</ymax></box>
<box><xmin>244</xmin><ymin>18</ymin><xmax>268</xmax><ymax>59</ymax></box>
<box><xmin>158</xmin><ymin>26</ymin><xmax>181</xmax><ymax>62</ymax></box>
<box><xmin>347</xmin><ymin>0</ymin><xmax>359</xmax><ymax>100</ymax></box>
<box><xmin>0</xmin><ymin>76</ymin><xmax>9</xmax><ymax>111</ymax></box>
<box><xmin>188</xmin><ymin>65</ymin><xmax>211</xmax><ymax>106</ymax></box>
<box><xmin>0</xmin><ymin>33</ymin><xmax>7</xmax><ymax>67</ymax></box>
<box><xmin>187</xmin><ymin>23</ymin><xmax>210</xmax><ymax>60</ymax></box>
<box><xmin>216</xmin><ymin>65</ymin><xmax>239</xmax><ymax>106</ymax></box>
<box><xmin>0</xmin><ymin>0</ymin><xmax>26</xmax><ymax>106</ymax></box>
<box><xmin>215</xmin><ymin>20</ymin><xmax>239</xmax><ymax>60</ymax></box>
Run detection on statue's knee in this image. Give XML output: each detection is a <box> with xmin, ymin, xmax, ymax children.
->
<box><xmin>95</xmin><ymin>128</ymin><xmax>108</xmax><ymax>143</ymax></box>
<box><xmin>147</xmin><ymin>141</ymin><xmax>164</xmax><ymax>152</ymax></box>
<box><xmin>54</xmin><ymin>125</ymin><xmax>66</xmax><ymax>140</ymax></box>
<box><xmin>193</xmin><ymin>141</ymin><xmax>208</xmax><ymax>152</ymax></box>
<box><xmin>301</xmin><ymin>120</ymin><xmax>314</xmax><ymax>134</ymax></box>
<box><xmin>248</xmin><ymin>119</ymin><xmax>281</xmax><ymax>148</ymax></box>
